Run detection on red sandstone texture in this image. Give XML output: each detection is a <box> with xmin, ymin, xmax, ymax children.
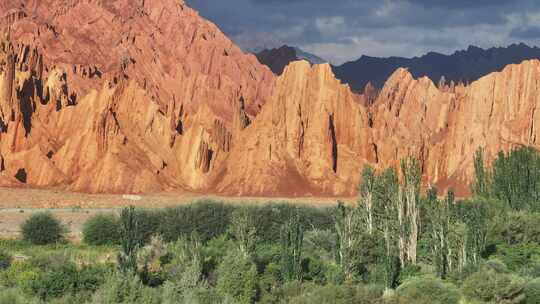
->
<box><xmin>1</xmin><ymin>0</ymin><xmax>539</xmax><ymax>197</ymax></box>
<box><xmin>0</xmin><ymin>0</ymin><xmax>275</xmax><ymax>194</ymax></box>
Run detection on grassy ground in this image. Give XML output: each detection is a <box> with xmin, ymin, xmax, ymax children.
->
<box><xmin>0</xmin><ymin>238</ymin><xmax>118</xmax><ymax>265</ymax></box>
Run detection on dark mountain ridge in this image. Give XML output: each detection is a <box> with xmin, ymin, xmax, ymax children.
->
<box><xmin>333</xmin><ymin>43</ymin><xmax>540</xmax><ymax>91</ymax></box>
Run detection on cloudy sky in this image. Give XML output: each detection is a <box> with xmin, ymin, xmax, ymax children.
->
<box><xmin>186</xmin><ymin>0</ymin><xmax>540</xmax><ymax>65</ymax></box>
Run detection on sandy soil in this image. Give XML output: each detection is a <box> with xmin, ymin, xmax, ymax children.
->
<box><xmin>0</xmin><ymin>209</ymin><xmax>119</xmax><ymax>239</ymax></box>
<box><xmin>0</xmin><ymin>187</ymin><xmax>353</xmax><ymax>209</ymax></box>
<box><xmin>0</xmin><ymin>187</ymin><xmax>354</xmax><ymax>238</ymax></box>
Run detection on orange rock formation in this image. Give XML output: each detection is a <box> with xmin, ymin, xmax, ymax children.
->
<box><xmin>1</xmin><ymin>0</ymin><xmax>539</xmax><ymax>197</ymax></box>
<box><xmin>0</xmin><ymin>0</ymin><xmax>275</xmax><ymax>193</ymax></box>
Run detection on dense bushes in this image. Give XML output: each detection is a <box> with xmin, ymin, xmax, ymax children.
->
<box><xmin>496</xmin><ymin>212</ymin><xmax>540</xmax><ymax>245</ymax></box>
<box><xmin>525</xmin><ymin>278</ymin><xmax>540</xmax><ymax>304</ymax></box>
<box><xmin>284</xmin><ymin>283</ymin><xmax>384</xmax><ymax>304</ymax></box>
<box><xmin>90</xmin><ymin>272</ymin><xmax>161</xmax><ymax>304</ymax></box>
<box><xmin>83</xmin><ymin>214</ymin><xmax>120</xmax><ymax>245</ymax></box>
<box><xmin>21</xmin><ymin>212</ymin><xmax>64</xmax><ymax>245</ymax></box>
<box><xmin>216</xmin><ymin>252</ymin><xmax>258</xmax><ymax>303</ymax></box>
<box><xmin>0</xmin><ymin>260</ymin><xmax>40</xmax><ymax>293</ymax></box>
<box><xmin>473</xmin><ymin>146</ymin><xmax>540</xmax><ymax>211</ymax></box>
<box><xmin>462</xmin><ymin>266</ymin><xmax>526</xmax><ymax>303</ymax></box>
<box><xmin>158</xmin><ymin>200</ymin><xmax>232</xmax><ymax>242</ymax></box>
<box><xmin>394</xmin><ymin>277</ymin><xmax>461</xmax><ymax>304</ymax></box>
<box><xmin>0</xmin><ymin>254</ymin><xmax>110</xmax><ymax>301</ymax></box>
<box><xmin>103</xmin><ymin>201</ymin><xmax>334</xmax><ymax>246</ymax></box>
<box><xmin>0</xmin><ymin>287</ymin><xmax>39</xmax><ymax>304</ymax></box>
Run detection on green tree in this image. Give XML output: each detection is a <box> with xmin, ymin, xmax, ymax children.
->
<box><xmin>491</xmin><ymin>147</ymin><xmax>540</xmax><ymax>210</ymax></box>
<box><xmin>280</xmin><ymin>211</ymin><xmax>304</xmax><ymax>282</ymax></box>
<box><xmin>229</xmin><ymin>207</ymin><xmax>258</xmax><ymax>259</ymax></box>
<box><xmin>334</xmin><ymin>202</ymin><xmax>363</xmax><ymax>281</ymax></box>
<box><xmin>472</xmin><ymin>148</ymin><xmax>491</xmax><ymax>197</ymax></box>
<box><xmin>216</xmin><ymin>252</ymin><xmax>258</xmax><ymax>304</ymax></box>
<box><xmin>427</xmin><ymin>188</ymin><xmax>452</xmax><ymax>279</ymax></box>
<box><xmin>90</xmin><ymin>272</ymin><xmax>161</xmax><ymax>304</ymax></box>
<box><xmin>21</xmin><ymin>212</ymin><xmax>64</xmax><ymax>245</ymax></box>
<box><xmin>372</xmin><ymin>167</ymin><xmax>401</xmax><ymax>289</ymax></box>
<box><xmin>454</xmin><ymin>198</ymin><xmax>491</xmax><ymax>267</ymax></box>
<box><xmin>398</xmin><ymin>158</ymin><xmax>422</xmax><ymax>266</ymax></box>
<box><xmin>118</xmin><ymin>206</ymin><xmax>140</xmax><ymax>273</ymax></box>
<box><xmin>83</xmin><ymin>214</ymin><xmax>120</xmax><ymax>246</ymax></box>
<box><xmin>359</xmin><ymin>166</ymin><xmax>377</xmax><ymax>234</ymax></box>
<box><xmin>164</xmin><ymin>235</ymin><xmax>205</xmax><ymax>289</ymax></box>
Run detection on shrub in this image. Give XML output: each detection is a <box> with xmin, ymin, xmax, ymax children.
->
<box><xmin>287</xmin><ymin>284</ymin><xmax>355</xmax><ymax>304</ymax></box>
<box><xmin>284</xmin><ymin>283</ymin><xmax>383</xmax><ymax>304</ymax></box>
<box><xmin>0</xmin><ymin>287</ymin><xmax>39</xmax><ymax>304</ymax></box>
<box><xmin>158</xmin><ymin>201</ymin><xmax>233</xmax><ymax>243</ymax></box>
<box><xmin>525</xmin><ymin>278</ymin><xmax>540</xmax><ymax>304</ymax></box>
<box><xmin>138</xmin><ymin>235</ymin><xmax>168</xmax><ymax>287</ymax></box>
<box><xmin>325</xmin><ymin>263</ymin><xmax>346</xmax><ymax>285</ymax></box>
<box><xmin>398</xmin><ymin>265</ymin><xmax>422</xmax><ymax>285</ymax></box>
<box><xmin>395</xmin><ymin>276</ymin><xmax>461</xmax><ymax>304</ymax></box>
<box><xmin>462</xmin><ymin>268</ymin><xmax>526</xmax><ymax>303</ymax></box>
<box><xmin>216</xmin><ymin>252</ymin><xmax>258</xmax><ymax>304</ymax></box>
<box><xmin>0</xmin><ymin>250</ymin><xmax>12</xmax><ymax>270</ymax></box>
<box><xmin>303</xmin><ymin>229</ymin><xmax>337</xmax><ymax>262</ymax></box>
<box><xmin>30</xmin><ymin>262</ymin><xmax>79</xmax><ymax>300</ymax></box>
<box><xmin>76</xmin><ymin>264</ymin><xmax>110</xmax><ymax>294</ymax></box>
<box><xmin>492</xmin><ymin>243</ymin><xmax>540</xmax><ymax>272</ymax></box>
<box><xmin>164</xmin><ymin>238</ymin><xmax>205</xmax><ymax>289</ymax></box>
<box><xmin>83</xmin><ymin>214</ymin><xmax>120</xmax><ymax>246</ymax></box>
<box><xmin>496</xmin><ymin>212</ymin><xmax>540</xmax><ymax>245</ymax></box>
<box><xmin>133</xmin><ymin>209</ymin><xmax>161</xmax><ymax>245</ymax></box>
<box><xmin>21</xmin><ymin>212</ymin><xmax>64</xmax><ymax>245</ymax></box>
<box><xmin>525</xmin><ymin>279</ymin><xmax>540</xmax><ymax>304</ymax></box>
<box><xmin>201</xmin><ymin>235</ymin><xmax>235</xmax><ymax>281</ymax></box>
<box><xmin>162</xmin><ymin>282</ymin><xmax>224</xmax><ymax>304</ymax></box>
<box><xmin>251</xmin><ymin>204</ymin><xmax>333</xmax><ymax>243</ymax></box>
<box><xmin>22</xmin><ymin>254</ymin><xmax>109</xmax><ymax>300</ymax></box>
<box><xmin>0</xmin><ymin>260</ymin><xmax>41</xmax><ymax>293</ymax></box>
<box><xmin>181</xmin><ymin>287</ymin><xmax>224</xmax><ymax>304</ymax></box>
<box><xmin>302</xmin><ymin>255</ymin><xmax>326</xmax><ymax>284</ymax></box>
<box><xmin>90</xmin><ymin>272</ymin><xmax>161</xmax><ymax>304</ymax></box>
<box><xmin>485</xmin><ymin>259</ymin><xmax>509</xmax><ymax>273</ymax></box>
<box><xmin>258</xmin><ymin>262</ymin><xmax>282</xmax><ymax>300</ymax></box>
<box><xmin>118</xmin><ymin>206</ymin><xmax>141</xmax><ymax>273</ymax></box>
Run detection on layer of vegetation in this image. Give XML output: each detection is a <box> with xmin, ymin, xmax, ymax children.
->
<box><xmin>1</xmin><ymin>146</ymin><xmax>540</xmax><ymax>303</ymax></box>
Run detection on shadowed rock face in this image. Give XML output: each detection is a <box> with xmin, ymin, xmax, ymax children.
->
<box><xmin>255</xmin><ymin>45</ymin><xmax>327</xmax><ymax>75</ymax></box>
<box><xmin>1</xmin><ymin>0</ymin><xmax>540</xmax><ymax>197</ymax></box>
<box><xmin>256</xmin><ymin>45</ymin><xmax>298</xmax><ymax>75</ymax></box>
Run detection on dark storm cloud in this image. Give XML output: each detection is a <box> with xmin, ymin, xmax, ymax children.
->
<box><xmin>186</xmin><ymin>0</ymin><xmax>540</xmax><ymax>64</ymax></box>
<box><xmin>405</xmin><ymin>0</ymin><xmax>513</xmax><ymax>9</ymax></box>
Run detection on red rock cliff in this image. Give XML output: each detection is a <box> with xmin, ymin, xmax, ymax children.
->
<box><xmin>1</xmin><ymin>0</ymin><xmax>540</xmax><ymax>197</ymax></box>
<box><xmin>0</xmin><ymin>0</ymin><xmax>275</xmax><ymax>193</ymax></box>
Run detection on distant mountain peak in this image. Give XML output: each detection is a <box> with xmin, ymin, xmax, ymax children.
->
<box><xmin>333</xmin><ymin>43</ymin><xmax>540</xmax><ymax>92</ymax></box>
